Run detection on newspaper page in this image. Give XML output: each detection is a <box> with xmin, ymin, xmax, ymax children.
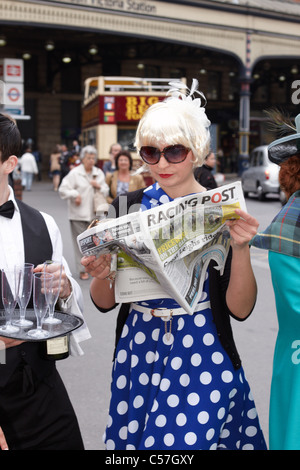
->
<box><xmin>77</xmin><ymin>181</ymin><xmax>246</xmax><ymax>314</ymax></box>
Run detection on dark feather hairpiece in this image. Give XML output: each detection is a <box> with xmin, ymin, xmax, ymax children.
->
<box><xmin>264</xmin><ymin>108</ymin><xmax>296</xmax><ymax>138</ymax></box>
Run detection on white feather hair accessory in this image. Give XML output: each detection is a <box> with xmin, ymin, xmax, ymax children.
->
<box><xmin>166</xmin><ymin>78</ymin><xmax>210</xmax><ymax>128</ymax></box>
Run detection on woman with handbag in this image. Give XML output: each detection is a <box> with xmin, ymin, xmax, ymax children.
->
<box><xmin>105</xmin><ymin>150</ymin><xmax>145</xmax><ymax>204</ymax></box>
<box><xmin>59</xmin><ymin>145</ymin><xmax>109</xmax><ymax>279</ymax></box>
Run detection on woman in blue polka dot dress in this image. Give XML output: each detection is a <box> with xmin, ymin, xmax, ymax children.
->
<box><xmin>83</xmin><ymin>80</ymin><xmax>267</xmax><ymax>450</ymax></box>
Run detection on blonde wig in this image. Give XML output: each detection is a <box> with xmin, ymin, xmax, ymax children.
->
<box><xmin>134</xmin><ymin>79</ymin><xmax>211</xmax><ymax>167</ymax></box>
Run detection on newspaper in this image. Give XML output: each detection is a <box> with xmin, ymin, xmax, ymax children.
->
<box><xmin>77</xmin><ymin>182</ymin><xmax>246</xmax><ymax>315</ymax></box>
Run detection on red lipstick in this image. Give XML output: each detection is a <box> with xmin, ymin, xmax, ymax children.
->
<box><xmin>159</xmin><ymin>174</ymin><xmax>172</xmax><ymax>178</ymax></box>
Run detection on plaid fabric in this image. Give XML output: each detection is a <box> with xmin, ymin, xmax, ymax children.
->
<box><xmin>251</xmin><ymin>190</ymin><xmax>300</xmax><ymax>258</ymax></box>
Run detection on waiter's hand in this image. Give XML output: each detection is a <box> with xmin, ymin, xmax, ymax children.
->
<box><xmin>0</xmin><ymin>336</ymin><xmax>23</xmax><ymax>348</ymax></box>
<box><xmin>0</xmin><ymin>427</ymin><xmax>8</xmax><ymax>450</ymax></box>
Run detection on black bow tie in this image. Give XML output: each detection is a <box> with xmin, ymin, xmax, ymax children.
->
<box><xmin>0</xmin><ymin>200</ymin><xmax>15</xmax><ymax>219</ymax></box>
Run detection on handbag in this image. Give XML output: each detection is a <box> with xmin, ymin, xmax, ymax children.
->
<box><xmin>93</xmin><ymin>189</ymin><xmax>109</xmax><ymax>214</ymax></box>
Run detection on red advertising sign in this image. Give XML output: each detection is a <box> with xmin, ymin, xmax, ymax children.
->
<box><xmin>100</xmin><ymin>95</ymin><xmax>164</xmax><ymax>124</ymax></box>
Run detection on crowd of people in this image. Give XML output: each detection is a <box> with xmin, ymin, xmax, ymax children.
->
<box><xmin>0</xmin><ymin>79</ymin><xmax>299</xmax><ymax>451</ymax></box>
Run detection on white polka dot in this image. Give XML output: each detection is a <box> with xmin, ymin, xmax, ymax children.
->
<box><xmin>211</xmin><ymin>351</ymin><xmax>224</xmax><ymax>364</ymax></box>
<box><xmin>117</xmin><ymin>401</ymin><xmax>128</xmax><ymax>415</ymax></box>
<box><xmin>191</xmin><ymin>353</ymin><xmax>202</xmax><ymax>367</ymax></box>
<box><xmin>229</xmin><ymin>388</ymin><xmax>237</xmax><ymax>399</ymax></box>
<box><xmin>198</xmin><ymin>411</ymin><xmax>209</xmax><ymax>424</ymax></box>
<box><xmin>247</xmin><ymin>408</ymin><xmax>257</xmax><ymax>419</ymax></box>
<box><xmin>200</xmin><ymin>371</ymin><xmax>212</xmax><ymax>385</ymax></box>
<box><xmin>142</xmin><ymin>313</ymin><xmax>152</xmax><ymax>322</ymax></box>
<box><xmin>133</xmin><ymin>395</ymin><xmax>144</xmax><ymax>409</ymax></box>
<box><xmin>151</xmin><ymin>399</ymin><xmax>159</xmax><ymax>413</ymax></box>
<box><xmin>245</xmin><ymin>426</ymin><xmax>258</xmax><ymax>437</ymax></box>
<box><xmin>121</xmin><ymin>324</ymin><xmax>129</xmax><ymax>338</ymax></box>
<box><xmin>194</xmin><ymin>313</ymin><xmax>206</xmax><ymax>327</ymax></box>
<box><xmin>203</xmin><ymin>333</ymin><xmax>214</xmax><ymax>346</ymax></box>
<box><xmin>220</xmin><ymin>428</ymin><xmax>230</xmax><ymax>439</ymax></box>
<box><xmin>116</xmin><ymin>375</ymin><xmax>127</xmax><ymax>389</ymax></box>
<box><xmin>199</xmin><ymin>290</ymin><xmax>208</xmax><ymax>301</ymax></box>
<box><xmin>242</xmin><ymin>443</ymin><xmax>254</xmax><ymax>450</ymax></box>
<box><xmin>155</xmin><ymin>414</ymin><xmax>167</xmax><ymax>427</ymax></box>
<box><xmin>206</xmin><ymin>428</ymin><xmax>215</xmax><ymax>441</ymax></box>
<box><xmin>160</xmin><ymin>378</ymin><xmax>171</xmax><ymax>391</ymax></box>
<box><xmin>178</xmin><ymin>317</ymin><xmax>185</xmax><ymax>330</ymax></box>
<box><xmin>179</xmin><ymin>373</ymin><xmax>190</xmax><ymax>387</ymax></box>
<box><xmin>119</xmin><ymin>426</ymin><xmax>128</xmax><ymax>440</ymax></box>
<box><xmin>167</xmin><ymin>394</ymin><xmax>180</xmax><ymax>407</ymax></box>
<box><xmin>131</xmin><ymin>354</ymin><xmax>139</xmax><ymax>368</ymax></box>
<box><xmin>187</xmin><ymin>392</ymin><xmax>200</xmax><ymax>406</ymax></box>
<box><xmin>106</xmin><ymin>439</ymin><xmax>115</xmax><ymax>450</ymax></box>
<box><xmin>117</xmin><ymin>349</ymin><xmax>127</xmax><ymax>363</ymax></box>
<box><xmin>144</xmin><ymin>436</ymin><xmax>155</xmax><ymax>448</ymax></box>
<box><xmin>134</xmin><ymin>331</ymin><xmax>146</xmax><ymax>344</ymax></box>
<box><xmin>151</xmin><ymin>373</ymin><xmax>161</xmax><ymax>386</ymax></box>
<box><xmin>139</xmin><ymin>373</ymin><xmax>149</xmax><ymax>385</ymax></box>
<box><xmin>171</xmin><ymin>356</ymin><xmax>182</xmax><ymax>370</ymax></box>
<box><xmin>210</xmin><ymin>390</ymin><xmax>221</xmax><ymax>403</ymax></box>
<box><xmin>176</xmin><ymin>413</ymin><xmax>187</xmax><ymax>426</ymax></box>
<box><xmin>222</xmin><ymin>370</ymin><xmax>233</xmax><ymax>383</ymax></box>
<box><xmin>217</xmin><ymin>407</ymin><xmax>226</xmax><ymax>420</ymax></box>
<box><xmin>128</xmin><ymin>420</ymin><xmax>139</xmax><ymax>433</ymax></box>
<box><xmin>107</xmin><ymin>415</ymin><xmax>113</xmax><ymax>428</ymax></box>
<box><xmin>163</xmin><ymin>333</ymin><xmax>174</xmax><ymax>345</ymax></box>
<box><xmin>159</xmin><ymin>194</ymin><xmax>171</xmax><ymax>204</ymax></box>
<box><xmin>183</xmin><ymin>334</ymin><xmax>194</xmax><ymax>348</ymax></box>
<box><xmin>146</xmin><ymin>351</ymin><xmax>156</xmax><ymax>363</ymax></box>
<box><xmin>184</xmin><ymin>432</ymin><xmax>197</xmax><ymax>446</ymax></box>
<box><xmin>164</xmin><ymin>433</ymin><xmax>175</xmax><ymax>446</ymax></box>
<box><xmin>152</xmin><ymin>328</ymin><xmax>160</xmax><ymax>341</ymax></box>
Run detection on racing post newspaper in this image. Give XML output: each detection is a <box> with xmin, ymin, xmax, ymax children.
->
<box><xmin>77</xmin><ymin>182</ymin><xmax>246</xmax><ymax>314</ymax></box>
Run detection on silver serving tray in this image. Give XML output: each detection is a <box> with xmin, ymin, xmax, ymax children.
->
<box><xmin>0</xmin><ymin>309</ymin><xmax>83</xmax><ymax>341</ymax></box>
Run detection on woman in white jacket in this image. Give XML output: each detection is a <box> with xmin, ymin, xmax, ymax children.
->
<box><xmin>59</xmin><ymin>145</ymin><xmax>109</xmax><ymax>279</ymax></box>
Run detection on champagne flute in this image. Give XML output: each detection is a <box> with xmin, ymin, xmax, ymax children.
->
<box><xmin>13</xmin><ymin>263</ymin><xmax>34</xmax><ymax>327</ymax></box>
<box><xmin>43</xmin><ymin>260</ymin><xmax>63</xmax><ymax>325</ymax></box>
<box><xmin>0</xmin><ymin>267</ymin><xmax>21</xmax><ymax>334</ymax></box>
<box><xmin>27</xmin><ymin>272</ymin><xmax>53</xmax><ymax>339</ymax></box>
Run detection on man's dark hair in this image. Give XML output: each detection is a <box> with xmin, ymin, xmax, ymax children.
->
<box><xmin>0</xmin><ymin>113</ymin><xmax>22</xmax><ymax>162</ymax></box>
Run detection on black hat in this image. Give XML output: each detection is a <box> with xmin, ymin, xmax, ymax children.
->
<box><xmin>268</xmin><ymin>114</ymin><xmax>300</xmax><ymax>165</ymax></box>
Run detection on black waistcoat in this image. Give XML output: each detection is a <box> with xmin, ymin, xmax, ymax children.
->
<box><xmin>0</xmin><ymin>200</ymin><xmax>53</xmax><ymax>387</ymax></box>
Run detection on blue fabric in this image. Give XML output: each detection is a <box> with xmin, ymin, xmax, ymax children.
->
<box><xmin>104</xmin><ymin>183</ymin><xmax>266</xmax><ymax>450</ymax></box>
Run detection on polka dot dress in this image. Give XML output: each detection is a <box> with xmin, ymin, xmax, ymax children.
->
<box><xmin>103</xmin><ymin>184</ymin><xmax>266</xmax><ymax>450</ymax></box>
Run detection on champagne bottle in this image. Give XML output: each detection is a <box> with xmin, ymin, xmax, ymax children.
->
<box><xmin>40</xmin><ymin>335</ymin><xmax>69</xmax><ymax>361</ymax></box>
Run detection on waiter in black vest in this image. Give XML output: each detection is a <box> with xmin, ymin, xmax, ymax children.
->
<box><xmin>0</xmin><ymin>114</ymin><xmax>90</xmax><ymax>450</ymax></box>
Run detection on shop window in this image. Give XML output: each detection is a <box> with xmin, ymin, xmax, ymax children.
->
<box><xmin>61</xmin><ymin>65</ymin><xmax>81</xmax><ymax>94</ymax></box>
<box><xmin>206</xmin><ymin>72</ymin><xmax>221</xmax><ymax>101</ymax></box>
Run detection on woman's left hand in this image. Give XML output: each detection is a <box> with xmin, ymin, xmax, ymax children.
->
<box><xmin>226</xmin><ymin>208</ymin><xmax>258</xmax><ymax>249</ymax></box>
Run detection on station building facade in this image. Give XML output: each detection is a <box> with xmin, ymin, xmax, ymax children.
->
<box><xmin>0</xmin><ymin>0</ymin><xmax>299</xmax><ymax>172</ymax></box>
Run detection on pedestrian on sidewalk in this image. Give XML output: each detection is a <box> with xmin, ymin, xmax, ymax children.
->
<box><xmin>18</xmin><ymin>147</ymin><xmax>38</xmax><ymax>191</ymax></box>
<box><xmin>82</xmin><ymin>80</ymin><xmax>266</xmax><ymax>450</ymax></box>
<box><xmin>251</xmin><ymin>110</ymin><xmax>300</xmax><ymax>450</ymax></box>
<box><xmin>59</xmin><ymin>145</ymin><xmax>109</xmax><ymax>280</ymax></box>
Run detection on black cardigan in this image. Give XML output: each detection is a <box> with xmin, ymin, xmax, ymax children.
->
<box><xmin>98</xmin><ymin>188</ymin><xmax>252</xmax><ymax>370</ymax></box>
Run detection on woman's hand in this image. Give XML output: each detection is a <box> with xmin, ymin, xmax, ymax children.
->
<box><xmin>0</xmin><ymin>427</ymin><xmax>8</xmax><ymax>450</ymax></box>
<box><xmin>74</xmin><ymin>195</ymin><xmax>81</xmax><ymax>206</ymax></box>
<box><xmin>226</xmin><ymin>209</ymin><xmax>258</xmax><ymax>250</ymax></box>
<box><xmin>81</xmin><ymin>254</ymin><xmax>116</xmax><ymax>310</ymax></box>
<box><xmin>81</xmin><ymin>254</ymin><xmax>113</xmax><ymax>280</ymax></box>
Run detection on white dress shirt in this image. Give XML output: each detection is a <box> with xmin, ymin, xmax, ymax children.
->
<box><xmin>0</xmin><ymin>186</ymin><xmax>91</xmax><ymax>355</ymax></box>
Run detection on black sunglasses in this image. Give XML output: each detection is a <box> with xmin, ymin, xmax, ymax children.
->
<box><xmin>139</xmin><ymin>144</ymin><xmax>190</xmax><ymax>165</ymax></box>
